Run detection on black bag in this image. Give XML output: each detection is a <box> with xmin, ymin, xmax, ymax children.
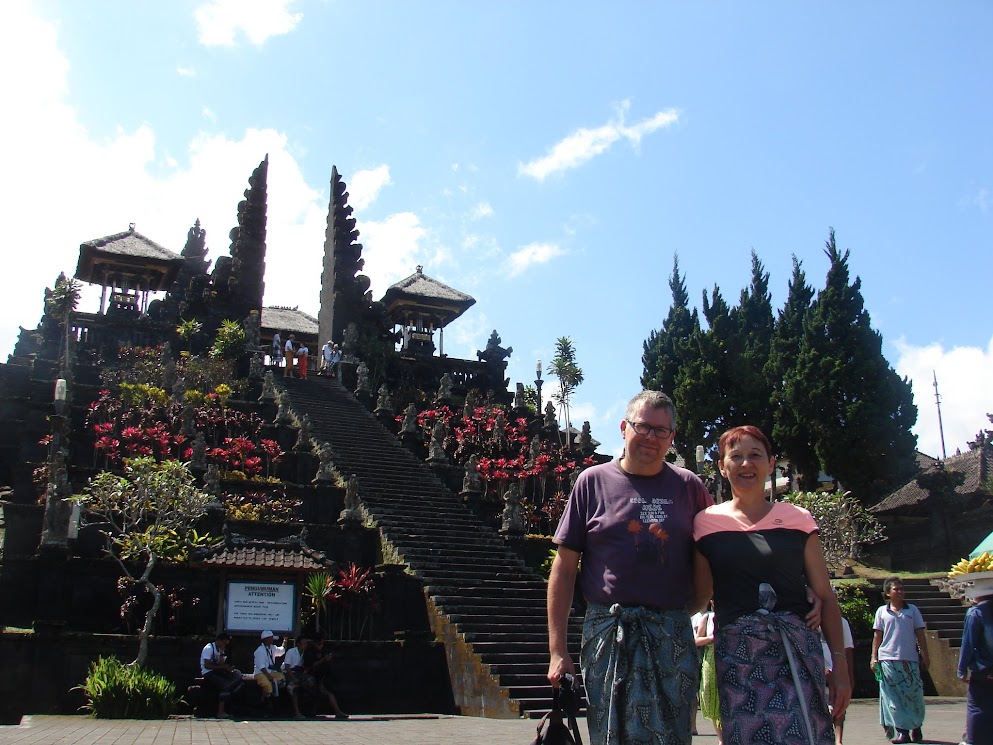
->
<box><xmin>531</xmin><ymin>676</ymin><xmax>583</xmax><ymax>745</ymax></box>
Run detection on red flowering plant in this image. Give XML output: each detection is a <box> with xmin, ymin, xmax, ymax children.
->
<box><xmin>303</xmin><ymin>563</ymin><xmax>379</xmax><ymax>640</ymax></box>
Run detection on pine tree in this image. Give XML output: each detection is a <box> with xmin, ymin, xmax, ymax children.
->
<box><xmin>766</xmin><ymin>256</ymin><xmax>821</xmax><ymax>489</ymax></box>
<box><xmin>787</xmin><ymin>230</ymin><xmax>918</xmax><ymax>500</ymax></box>
<box><xmin>728</xmin><ymin>251</ymin><xmax>774</xmax><ymax>437</ymax></box>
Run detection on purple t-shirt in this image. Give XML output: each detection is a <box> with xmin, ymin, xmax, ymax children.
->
<box><xmin>553</xmin><ymin>460</ymin><xmax>713</xmax><ymax>609</ymax></box>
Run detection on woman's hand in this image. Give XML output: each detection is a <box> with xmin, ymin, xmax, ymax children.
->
<box><xmin>828</xmin><ymin>659</ymin><xmax>852</xmax><ymax>721</ymax></box>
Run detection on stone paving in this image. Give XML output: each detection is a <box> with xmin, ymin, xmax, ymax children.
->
<box><xmin>0</xmin><ymin>700</ymin><xmax>968</xmax><ymax>745</ymax></box>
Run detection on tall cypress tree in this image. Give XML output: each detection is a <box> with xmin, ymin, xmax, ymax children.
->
<box><xmin>729</xmin><ymin>251</ymin><xmax>775</xmax><ymax>437</ymax></box>
<box><xmin>767</xmin><ymin>256</ymin><xmax>821</xmax><ymax>489</ymax></box>
<box><xmin>787</xmin><ymin>230</ymin><xmax>918</xmax><ymax>500</ymax></box>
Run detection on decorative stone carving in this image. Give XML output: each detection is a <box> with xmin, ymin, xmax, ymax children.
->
<box><xmin>160</xmin><ymin>344</ymin><xmax>176</xmax><ymax>390</ymax></box>
<box><xmin>493</xmin><ymin>410</ymin><xmax>506</xmax><ymax>439</ymax></box>
<box><xmin>243</xmin><ymin>310</ymin><xmax>261</xmax><ymax>354</ymax></box>
<box><xmin>355</xmin><ymin>361</ymin><xmax>370</xmax><ymax>394</ymax></box>
<box><xmin>181</xmin><ymin>398</ymin><xmax>195</xmax><ymax>437</ymax></box>
<box><xmin>514</xmin><ymin>382</ymin><xmax>526</xmax><ymax>409</ymax></box>
<box><xmin>543</xmin><ymin>400</ymin><xmax>557</xmax><ymax>429</ymax></box>
<box><xmin>172</xmin><ymin>376</ymin><xmax>187</xmax><ymax>402</ymax></box>
<box><xmin>274</xmin><ymin>391</ymin><xmax>292</xmax><ymax>425</ymax></box>
<box><xmin>578</xmin><ymin>421</ymin><xmax>592</xmax><ymax>451</ymax></box>
<box><xmin>375</xmin><ymin>385</ymin><xmax>394</xmax><ymax>414</ymax></box>
<box><xmin>294</xmin><ymin>414</ymin><xmax>313</xmax><ymax>452</ymax></box>
<box><xmin>249</xmin><ymin>351</ymin><xmax>264</xmax><ymax>379</ymax></box>
<box><xmin>529</xmin><ymin>434</ymin><xmax>541</xmax><ymax>464</ymax></box>
<box><xmin>190</xmin><ymin>432</ymin><xmax>207</xmax><ymax>469</ymax></box>
<box><xmin>339</xmin><ymin>474</ymin><xmax>363</xmax><ymax>524</ymax></box>
<box><xmin>204</xmin><ymin>463</ymin><xmax>220</xmax><ymax>494</ymax></box>
<box><xmin>476</xmin><ymin>329</ymin><xmax>513</xmax><ymax>363</ymax></box>
<box><xmin>461</xmin><ymin>453</ymin><xmax>482</xmax><ymax>494</ymax></box>
<box><xmin>259</xmin><ymin>370</ymin><xmax>276</xmax><ymax>401</ymax></box>
<box><xmin>313</xmin><ymin>443</ymin><xmax>339</xmax><ymax>483</ymax></box>
<box><xmin>427</xmin><ymin>419</ymin><xmax>448</xmax><ymax>464</ymax></box>
<box><xmin>400</xmin><ymin>403</ymin><xmax>419</xmax><ymax>435</ymax></box>
<box><xmin>342</xmin><ymin>322</ymin><xmax>359</xmax><ymax>356</ymax></box>
<box><xmin>501</xmin><ymin>481</ymin><xmax>524</xmax><ymax>535</ymax></box>
<box><xmin>436</xmin><ymin>373</ymin><xmax>453</xmax><ymax>401</ymax></box>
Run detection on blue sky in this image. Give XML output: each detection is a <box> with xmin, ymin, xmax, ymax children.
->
<box><xmin>2</xmin><ymin>1</ymin><xmax>990</xmax><ymax>464</ymax></box>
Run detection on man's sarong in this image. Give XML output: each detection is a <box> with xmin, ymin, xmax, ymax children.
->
<box><xmin>715</xmin><ymin>610</ymin><xmax>834</xmax><ymax>745</ymax></box>
<box><xmin>581</xmin><ymin>602</ymin><xmax>698</xmax><ymax>745</ymax></box>
<box><xmin>877</xmin><ymin>660</ymin><xmax>925</xmax><ymax>734</ymax></box>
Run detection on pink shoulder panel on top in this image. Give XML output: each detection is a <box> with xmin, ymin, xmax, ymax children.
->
<box><xmin>692</xmin><ymin>502</ymin><xmax>817</xmax><ymax>541</ymax></box>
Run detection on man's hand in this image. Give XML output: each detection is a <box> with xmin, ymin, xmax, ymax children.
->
<box><xmin>547</xmin><ymin>652</ymin><xmax>576</xmax><ymax>689</ymax></box>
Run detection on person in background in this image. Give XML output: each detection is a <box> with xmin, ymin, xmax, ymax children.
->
<box><xmin>253</xmin><ymin>630</ymin><xmax>286</xmax><ymax>702</ymax></box>
<box><xmin>695</xmin><ymin>600</ymin><xmax>721</xmax><ymax>745</ymax></box>
<box><xmin>199</xmin><ymin>632</ymin><xmax>243</xmax><ymax>719</ymax></box>
<box><xmin>304</xmin><ymin>636</ymin><xmax>349</xmax><ymax>719</ymax></box>
<box><xmin>871</xmin><ymin>577</ymin><xmax>929</xmax><ymax>744</ymax></box>
<box><xmin>826</xmin><ymin>610</ymin><xmax>856</xmax><ymax>745</ymax></box>
<box><xmin>283</xmin><ymin>334</ymin><xmax>296</xmax><ymax>377</ymax></box>
<box><xmin>320</xmin><ymin>340</ymin><xmax>333</xmax><ymax>375</ymax></box>
<box><xmin>957</xmin><ymin>591</ymin><xmax>993</xmax><ymax>745</ymax></box>
<box><xmin>693</xmin><ymin>425</ymin><xmax>849</xmax><ymax>745</ymax></box>
<box><xmin>281</xmin><ymin>635</ymin><xmax>310</xmax><ymax>720</ymax></box>
<box><xmin>271</xmin><ymin>332</ymin><xmax>282</xmax><ymax>367</ymax></box>
<box><xmin>296</xmin><ymin>340</ymin><xmax>310</xmax><ymax>380</ymax></box>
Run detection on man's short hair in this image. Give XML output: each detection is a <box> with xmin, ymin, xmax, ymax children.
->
<box><xmin>625</xmin><ymin>390</ymin><xmax>677</xmax><ymax>425</ymax></box>
<box><xmin>216</xmin><ymin>632</ymin><xmax>230</xmax><ymax>641</ymax></box>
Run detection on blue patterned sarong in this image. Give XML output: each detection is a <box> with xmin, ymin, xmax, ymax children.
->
<box><xmin>878</xmin><ymin>660</ymin><xmax>925</xmax><ymax>734</ymax></box>
<box><xmin>581</xmin><ymin>602</ymin><xmax>698</xmax><ymax>745</ymax></box>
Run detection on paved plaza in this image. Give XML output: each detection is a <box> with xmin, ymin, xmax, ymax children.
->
<box><xmin>0</xmin><ymin>699</ymin><xmax>969</xmax><ymax>745</ymax></box>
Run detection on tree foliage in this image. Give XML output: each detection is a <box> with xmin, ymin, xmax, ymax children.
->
<box><xmin>640</xmin><ymin>231</ymin><xmax>918</xmax><ymax>502</ymax></box>
<box><xmin>781</xmin><ymin>490</ymin><xmax>886</xmax><ymax>572</ymax></box>
<box><xmin>548</xmin><ymin>336</ymin><xmax>584</xmax><ymax>446</ymax></box>
<box><xmin>71</xmin><ymin>458</ymin><xmax>218</xmax><ymax>665</ymax></box>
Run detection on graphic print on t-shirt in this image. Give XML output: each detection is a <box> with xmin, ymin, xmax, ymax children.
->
<box><xmin>630</xmin><ymin>495</ymin><xmax>671</xmax><ymax>564</ymax></box>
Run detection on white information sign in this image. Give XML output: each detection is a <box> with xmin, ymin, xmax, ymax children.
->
<box><xmin>225</xmin><ymin>581</ymin><xmax>296</xmax><ymax>633</ymax></box>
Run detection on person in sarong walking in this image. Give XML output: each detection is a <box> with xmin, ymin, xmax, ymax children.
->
<box><xmin>958</xmin><ymin>591</ymin><xmax>993</xmax><ymax>745</ymax></box>
<box><xmin>695</xmin><ymin>601</ymin><xmax>722</xmax><ymax>744</ymax></box>
<box><xmin>692</xmin><ymin>425</ymin><xmax>851</xmax><ymax>745</ymax></box>
<box><xmin>547</xmin><ymin>390</ymin><xmax>714</xmax><ymax>745</ymax></box>
<box><xmin>872</xmin><ymin>577</ymin><xmax>929</xmax><ymax>743</ymax></box>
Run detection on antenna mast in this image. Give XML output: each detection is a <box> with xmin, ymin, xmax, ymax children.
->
<box><xmin>933</xmin><ymin>370</ymin><xmax>947</xmax><ymax>460</ymax></box>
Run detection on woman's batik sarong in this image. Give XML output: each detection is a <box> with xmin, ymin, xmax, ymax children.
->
<box><xmin>581</xmin><ymin>602</ymin><xmax>698</xmax><ymax>745</ymax></box>
<box><xmin>715</xmin><ymin>608</ymin><xmax>834</xmax><ymax>745</ymax></box>
<box><xmin>877</xmin><ymin>660</ymin><xmax>925</xmax><ymax>734</ymax></box>
<box><xmin>699</xmin><ymin>643</ymin><xmax>721</xmax><ymax>727</ymax></box>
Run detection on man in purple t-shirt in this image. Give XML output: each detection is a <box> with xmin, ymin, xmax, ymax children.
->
<box><xmin>547</xmin><ymin>390</ymin><xmax>713</xmax><ymax>745</ymax></box>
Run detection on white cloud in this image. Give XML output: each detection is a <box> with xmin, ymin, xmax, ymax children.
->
<box><xmin>177</xmin><ymin>66</ymin><xmax>197</xmax><ymax>77</ymax></box>
<box><xmin>507</xmin><ymin>242</ymin><xmax>566</xmax><ymax>277</ymax></box>
<box><xmin>518</xmin><ymin>102</ymin><xmax>679</xmax><ymax>181</ymax></box>
<box><xmin>470</xmin><ymin>201</ymin><xmax>494</xmax><ymax>220</ymax></box>
<box><xmin>348</xmin><ymin>165</ymin><xmax>392</xmax><ymax>212</ymax></box>
<box><xmin>201</xmin><ymin>106</ymin><xmax>217</xmax><ymax>122</ymax></box>
<box><xmin>359</xmin><ymin>212</ymin><xmax>427</xmax><ymax>290</ymax></box>
<box><xmin>194</xmin><ymin>0</ymin><xmax>302</xmax><ymax>47</ymax></box>
<box><xmin>893</xmin><ymin>335</ymin><xmax>993</xmax><ymax>458</ymax></box>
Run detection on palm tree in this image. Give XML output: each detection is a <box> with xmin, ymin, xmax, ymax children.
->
<box><xmin>547</xmin><ymin>337</ymin><xmax>584</xmax><ymax>448</ymax></box>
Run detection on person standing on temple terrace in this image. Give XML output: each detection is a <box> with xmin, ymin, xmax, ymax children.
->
<box><xmin>872</xmin><ymin>577</ymin><xmax>930</xmax><ymax>743</ymax></box>
<box><xmin>320</xmin><ymin>339</ymin><xmax>333</xmax><ymax>375</ymax></box>
<box><xmin>546</xmin><ymin>390</ymin><xmax>713</xmax><ymax>745</ymax></box>
<box><xmin>957</xmin><ymin>591</ymin><xmax>993</xmax><ymax>745</ymax></box>
<box><xmin>199</xmin><ymin>632</ymin><xmax>243</xmax><ymax>719</ymax></box>
<box><xmin>271</xmin><ymin>331</ymin><xmax>282</xmax><ymax>367</ymax></box>
<box><xmin>283</xmin><ymin>334</ymin><xmax>296</xmax><ymax>378</ymax></box>
<box><xmin>693</xmin><ymin>425</ymin><xmax>850</xmax><ymax>745</ymax></box>
<box><xmin>296</xmin><ymin>340</ymin><xmax>310</xmax><ymax>379</ymax></box>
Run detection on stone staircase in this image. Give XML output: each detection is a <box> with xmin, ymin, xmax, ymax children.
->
<box><xmin>275</xmin><ymin>375</ymin><xmax>583</xmax><ymax>717</ymax></box>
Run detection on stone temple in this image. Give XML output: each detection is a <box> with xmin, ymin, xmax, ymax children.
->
<box><xmin>0</xmin><ymin>158</ymin><xmax>605</xmax><ymax>722</ymax></box>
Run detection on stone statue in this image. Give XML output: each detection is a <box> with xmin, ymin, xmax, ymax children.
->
<box><xmin>427</xmin><ymin>419</ymin><xmax>448</xmax><ymax>463</ymax></box>
<box><xmin>476</xmin><ymin>329</ymin><xmax>513</xmax><ymax>363</ymax></box>
<box><xmin>342</xmin><ymin>322</ymin><xmax>359</xmax><ymax>356</ymax></box>
<box><xmin>514</xmin><ymin>382</ymin><xmax>526</xmax><ymax>409</ymax></box>
<box><xmin>259</xmin><ymin>369</ymin><xmax>276</xmax><ymax>401</ymax></box>
<box><xmin>355</xmin><ymin>361</ymin><xmax>370</xmax><ymax>394</ymax></box>
<box><xmin>543</xmin><ymin>400</ymin><xmax>557</xmax><ymax>429</ymax></box>
<box><xmin>274</xmin><ymin>391</ymin><xmax>292</xmax><ymax>425</ymax></box>
<box><xmin>462</xmin><ymin>453</ymin><xmax>482</xmax><ymax>493</ymax></box>
<box><xmin>578</xmin><ymin>421</ymin><xmax>592</xmax><ymax>451</ymax></box>
<box><xmin>314</xmin><ymin>442</ymin><xmax>338</xmax><ymax>483</ymax></box>
<box><xmin>293</xmin><ymin>414</ymin><xmax>313</xmax><ymax>452</ymax></box>
<box><xmin>339</xmin><ymin>474</ymin><xmax>363</xmax><ymax>524</ymax></box>
<box><xmin>493</xmin><ymin>410</ymin><xmax>506</xmax><ymax>439</ymax></box>
<box><xmin>249</xmin><ymin>351</ymin><xmax>264</xmax><ymax>379</ymax></box>
<box><xmin>375</xmin><ymin>385</ymin><xmax>393</xmax><ymax>414</ymax></box>
<box><xmin>400</xmin><ymin>402</ymin><xmax>419</xmax><ymax>434</ymax></box>
<box><xmin>160</xmin><ymin>344</ymin><xmax>176</xmax><ymax>390</ymax></box>
<box><xmin>529</xmin><ymin>434</ymin><xmax>541</xmax><ymax>464</ymax></box>
<box><xmin>172</xmin><ymin>376</ymin><xmax>187</xmax><ymax>402</ymax></box>
<box><xmin>501</xmin><ymin>480</ymin><xmax>524</xmax><ymax>535</ymax></box>
<box><xmin>437</xmin><ymin>372</ymin><xmax>453</xmax><ymax>401</ymax></box>
<box><xmin>190</xmin><ymin>432</ymin><xmax>207</xmax><ymax>469</ymax></box>
<box><xmin>204</xmin><ymin>462</ymin><xmax>220</xmax><ymax>494</ymax></box>
<box><xmin>181</xmin><ymin>398</ymin><xmax>195</xmax><ymax>437</ymax></box>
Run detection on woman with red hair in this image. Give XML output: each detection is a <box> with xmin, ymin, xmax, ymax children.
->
<box><xmin>692</xmin><ymin>425</ymin><xmax>851</xmax><ymax>744</ymax></box>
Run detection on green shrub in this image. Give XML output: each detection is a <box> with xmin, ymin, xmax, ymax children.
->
<box><xmin>75</xmin><ymin>656</ymin><xmax>181</xmax><ymax>719</ymax></box>
<box><xmin>833</xmin><ymin>581</ymin><xmax>875</xmax><ymax>642</ymax></box>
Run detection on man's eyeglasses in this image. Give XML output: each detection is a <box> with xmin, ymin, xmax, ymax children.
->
<box><xmin>626</xmin><ymin>421</ymin><xmax>674</xmax><ymax>439</ymax></box>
